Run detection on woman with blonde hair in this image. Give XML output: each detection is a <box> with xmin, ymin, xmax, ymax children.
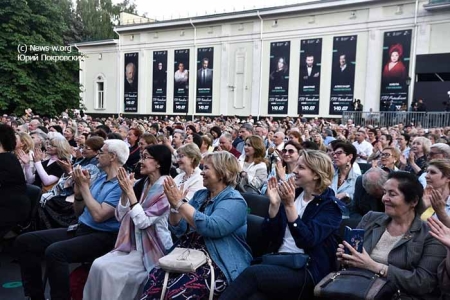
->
<box><xmin>221</xmin><ymin>150</ymin><xmax>344</xmax><ymax>300</ymax></box>
<box><xmin>19</xmin><ymin>136</ymin><xmax>72</xmax><ymax>191</ymax></box>
<box><xmin>173</xmin><ymin>143</ymin><xmax>205</xmax><ymax>200</ymax></box>
<box><xmin>312</xmin><ymin>132</ymin><xmax>327</xmax><ymax>152</ymax></box>
<box><xmin>238</xmin><ymin>135</ymin><xmax>268</xmax><ymax>191</ymax></box>
<box><xmin>16</xmin><ymin>132</ymin><xmax>35</xmax><ymax>175</ymax></box>
<box><xmin>405</xmin><ymin>136</ymin><xmax>431</xmax><ymax>176</ymax></box>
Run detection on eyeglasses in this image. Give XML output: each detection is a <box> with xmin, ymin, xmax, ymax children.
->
<box><xmin>176</xmin><ymin>153</ymin><xmax>186</xmax><ymax>159</ymax></box>
<box><xmin>97</xmin><ymin>149</ymin><xmax>110</xmax><ymax>155</ymax></box>
<box><xmin>140</xmin><ymin>154</ymin><xmax>155</xmax><ymax>161</ymax></box>
<box><xmin>380</xmin><ymin>153</ymin><xmax>392</xmax><ymax>158</ymax></box>
<box><xmin>332</xmin><ymin>151</ymin><xmax>345</xmax><ymax>156</ymax></box>
<box><xmin>282</xmin><ymin>149</ymin><xmax>297</xmax><ymax>155</ymax></box>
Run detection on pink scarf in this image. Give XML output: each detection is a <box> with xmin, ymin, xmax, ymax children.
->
<box><xmin>114</xmin><ymin>176</ymin><xmax>169</xmax><ymax>271</ymax></box>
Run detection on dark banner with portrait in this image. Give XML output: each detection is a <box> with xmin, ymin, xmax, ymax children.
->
<box><xmin>268</xmin><ymin>41</ymin><xmax>290</xmax><ymax>115</ymax></box>
<box><xmin>124</xmin><ymin>53</ymin><xmax>138</xmax><ymax>112</ymax></box>
<box><xmin>329</xmin><ymin>35</ymin><xmax>357</xmax><ymax>115</ymax></box>
<box><xmin>173</xmin><ymin>49</ymin><xmax>190</xmax><ymax>113</ymax></box>
<box><xmin>152</xmin><ymin>51</ymin><xmax>167</xmax><ymax>112</ymax></box>
<box><xmin>379</xmin><ymin>29</ymin><xmax>412</xmax><ymax>111</ymax></box>
<box><xmin>298</xmin><ymin>38</ymin><xmax>322</xmax><ymax>115</ymax></box>
<box><xmin>196</xmin><ymin>47</ymin><xmax>214</xmax><ymax>114</ymax></box>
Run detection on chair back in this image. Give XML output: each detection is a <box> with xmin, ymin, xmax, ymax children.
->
<box><xmin>242</xmin><ymin>193</ymin><xmax>270</xmax><ymax>217</ymax></box>
<box><xmin>246</xmin><ymin>214</ymin><xmax>270</xmax><ymax>258</ymax></box>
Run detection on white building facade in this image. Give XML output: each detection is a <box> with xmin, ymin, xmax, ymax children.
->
<box><xmin>76</xmin><ymin>0</ymin><xmax>450</xmax><ymax>118</ymax></box>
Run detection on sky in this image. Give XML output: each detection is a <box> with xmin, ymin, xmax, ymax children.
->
<box><xmin>123</xmin><ymin>0</ymin><xmax>312</xmax><ymax>21</ymax></box>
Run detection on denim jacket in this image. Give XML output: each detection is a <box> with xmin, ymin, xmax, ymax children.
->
<box><xmin>262</xmin><ymin>187</ymin><xmax>344</xmax><ymax>284</ymax></box>
<box><xmin>170</xmin><ymin>186</ymin><xmax>252</xmax><ymax>283</ymax></box>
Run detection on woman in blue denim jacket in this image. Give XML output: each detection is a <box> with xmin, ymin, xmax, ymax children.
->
<box><xmin>141</xmin><ymin>151</ymin><xmax>252</xmax><ymax>300</ymax></box>
<box><xmin>220</xmin><ymin>150</ymin><xmax>344</xmax><ymax>300</ymax></box>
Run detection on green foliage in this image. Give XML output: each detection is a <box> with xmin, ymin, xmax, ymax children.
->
<box><xmin>76</xmin><ymin>0</ymin><xmax>138</xmax><ymax>41</ymax></box>
<box><xmin>0</xmin><ymin>0</ymin><xmax>138</xmax><ymax>116</ymax></box>
<box><xmin>0</xmin><ymin>0</ymin><xmax>82</xmax><ymax>117</ymax></box>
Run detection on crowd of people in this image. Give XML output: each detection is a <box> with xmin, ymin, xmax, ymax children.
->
<box><xmin>1</xmin><ymin>110</ymin><xmax>450</xmax><ymax>300</ymax></box>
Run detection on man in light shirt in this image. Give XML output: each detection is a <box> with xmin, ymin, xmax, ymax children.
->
<box><xmin>352</xmin><ymin>130</ymin><xmax>373</xmax><ymax>163</ymax></box>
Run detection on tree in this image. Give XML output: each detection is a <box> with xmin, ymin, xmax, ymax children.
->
<box><xmin>0</xmin><ymin>0</ymin><xmax>82</xmax><ymax>116</ymax></box>
<box><xmin>75</xmin><ymin>0</ymin><xmax>138</xmax><ymax>41</ymax></box>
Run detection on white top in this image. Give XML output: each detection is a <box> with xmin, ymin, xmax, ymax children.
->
<box><xmin>173</xmin><ymin>167</ymin><xmax>205</xmax><ymax>200</ymax></box>
<box><xmin>371</xmin><ymin>229</ymin><xmax>404</xmax><ymax>265</ymax></box>
<box><xmin>278</xmin><ymin>192</ymin><xmax>309</xmax><ymax>253</ymax></box>
<box><xmin>238</xmin><ymin>154</ymin><xmax>268</xmax><ymax>190</ymax></box>
<box><xmin>352</xmin><ymin>140</ymin><xmax>373</xmax><ymax>163</ymax></box>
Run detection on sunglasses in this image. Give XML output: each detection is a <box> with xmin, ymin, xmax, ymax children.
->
<box><xmin>380</xmin><ymin>153</ymin><xmax>392</xmax><ymax>158</ymax></box>
<box><xmin>282</xmin><ymin>149</ymin><xmax>297</xmax><ymax>155</ymax></box>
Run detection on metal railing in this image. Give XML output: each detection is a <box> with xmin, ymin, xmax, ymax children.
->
<box><xmin>341</xmin><ymin>111</ymin><xmax>450</xmax><ymax>128</ymax></box>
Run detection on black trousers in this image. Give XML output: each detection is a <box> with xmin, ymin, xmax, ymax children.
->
<box><xmin>219</xmin><ymin>264</ymin><xmax>314</xmax><ymax>300</ymax></box>
<box><xmin>14</xmin><ymin>223</ymin><xmax>117</xmax><ymax>300</ymax></box>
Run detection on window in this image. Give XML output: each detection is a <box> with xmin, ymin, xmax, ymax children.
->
<box><xmin>95</xmin><ymin>75</ymin><xmax>105</xmax><ymax>109</ymax></box>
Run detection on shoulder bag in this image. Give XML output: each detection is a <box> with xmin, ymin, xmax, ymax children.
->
<box><xmin>158</xmin><ymin>247</ymin><xmax>215</xmax><ymax>300</ymax></box>
<box><xmin>314</xmin><ymin>268</ymin><xmax>399</xmax><ymax>300</ymax></box>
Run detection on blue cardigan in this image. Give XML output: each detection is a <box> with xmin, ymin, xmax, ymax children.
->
<box><xmin>262</xmin><ymin>187</ymin><xmax>344</xmax><ymax>284</ymax></box>
<box><xmin>170</xmin><ymin>186</ymin><xmax>252</xmax><ymax>283</ymax></box>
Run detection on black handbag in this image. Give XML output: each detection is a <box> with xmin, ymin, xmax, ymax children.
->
<box><xmin>261</xmin><ymin>253</ymin><xmax>310</xmax><ymax>269</ymax></box>
<box><xmin>314</xmin><ymin>268</ymin><xmax>399</xmax><ymax>300</ymax></box>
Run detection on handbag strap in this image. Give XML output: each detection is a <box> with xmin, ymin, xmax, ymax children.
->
<box><xmin>159</xmin><ymin>252</ymin><xmax>215</xmax><ymax>300</ymax></box>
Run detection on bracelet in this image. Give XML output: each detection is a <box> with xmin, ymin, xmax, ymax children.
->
<box><xmin>170</xmin><ymin>198</ymin><xmax>188</xmax><ymax>214</ymax></box>
<box><xmin>75</xmin><ymin>197</ymin><xmax>83</xmax><ymax>202</ymax></box>
<box><xmin>129</xmin><ymin>202</ymin><xmax>139</xmax><ymax>210</ymax></box>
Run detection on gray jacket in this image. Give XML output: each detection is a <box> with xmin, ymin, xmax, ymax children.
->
<box><xmin>358</xmin><ymin>212</ymin><xmax>446</xmax><ymax>300</ymax></box>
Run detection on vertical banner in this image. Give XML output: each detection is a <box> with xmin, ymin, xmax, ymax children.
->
<box><xmin>196</xmin><ymin>47</ymin><xmax>214</xmax><ymax>114</ymax></box>
<box><xmin>124</xmin><ymin>53</ymin><xmax>138</xmax><ymax>112</ymax></box>
<box><xmin>268</xmin><ymin>41</ymin><xmax>290</xmax><ymax>115</ymax></box>
<box><xmin>173</xmin><ymin>49</ymin><xmax>190</xmax><ymax>113</ymax></box>
<box><xmin>152</xmin><ymin>51</ymin><xmax>167</xmax><ymax>112</ymax></box>
<box><xmin>298</xmin><ymin>38</ymin><xmax>322</xmax><ymax>115</ymax></box>
<box><xmin>329</xmin><ymin>35</ymin><xmax>357</xmax><ymax>115</ymax></box>
<box><xmin>380</xmin><ymin>30</ymin><xmax>412</xmax><ymax>111</ymax></box>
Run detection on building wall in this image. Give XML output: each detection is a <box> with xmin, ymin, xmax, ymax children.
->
<box><xmin>78</xmin><ymin>0</ymin><xmax>450</xmax><ymax>117</ymax></box>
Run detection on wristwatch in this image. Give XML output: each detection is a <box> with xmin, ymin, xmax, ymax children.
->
<box><xmin>170</xmin><ymin>198</ymin><xmax>188</xmax><ymax>214</ymax></box>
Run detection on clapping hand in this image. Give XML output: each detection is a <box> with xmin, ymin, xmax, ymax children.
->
<box><xmin>429</xmin><ymin>187</ymin><xmax>446</xmax><ymax>214</ymax></box>
<box><xmin>33</xmin><ymin>147</ymin><xmax>45</xmax><ymax>162</ymax></box>
<box><xmin>428</xmin><ymin>217</ymin><xmax>450</xmax><ymax>249</ymax></box>
<box><xmin>267</xmin><ymin>177</ymin><xmax>281</xmax><ymax>207</ymax></box>
<box><xmin>16</xmin><ymin>149</ymin><xmax>30</xmax><ymax>164</ymax></box>
<box><xmin>117</xmin><ymin>167</ymin><xmax>135</xmax><ymax>196</ymax></box>
<box><xmin>72</xmin><ymin>165</ymin><xmax>90</xmax><ymax>188</ymax></box>
<box><xmin>277</xmin><ymin>177</ymin><xmax>296</xmax><ymax>207</ymax></box>
<box><xmin>57</xmin><ymin>159</ymin><xmax>73</xmax><ymax>174</ymax></box>
<box><xmin>163</xmin><ymin>177</ymin><xmax>187</xmax><ymax>208</ymax></box>
<box><xmin>408</xmin><ymin>151</ymin><xmax>416</xmax><ymax>164</ymax></box>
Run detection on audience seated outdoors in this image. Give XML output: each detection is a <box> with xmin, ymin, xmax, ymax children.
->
<box><xmin>238</xmin><ymin>135</ymin><xmax>268</xmax><ymax>192</ymax></box>
<box><xmin>83</xmin><ymin>145</ymin><xmax>174</xmax><ymax>300</ymax></box>
<box><xmin>37</xmin><ymin>136</ymin><xmax>104</xmax><ymax>229</ymax></box>
<box><xmin>14</xmin><ymin>140</ymin><xmax>129</xmax><ymax>300</ymax></box>
<box><xmin>140</xmin><ymin>151</ymin><xmax>252</xmax><ymax>299</ymax></box>
<box><xmin>2</xmin><ymin>110</ymin><xmax>450</xmax><ymax>300</ymax></box>
<box><xmin>221</xmin><ymin>150</ymin><xmax>345</xmax><ymax>300</ymax></box>
<box><xmin>0</xmin><ymin>124</ymin><xmax>30</xmax><ymax>237</ymax></box>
